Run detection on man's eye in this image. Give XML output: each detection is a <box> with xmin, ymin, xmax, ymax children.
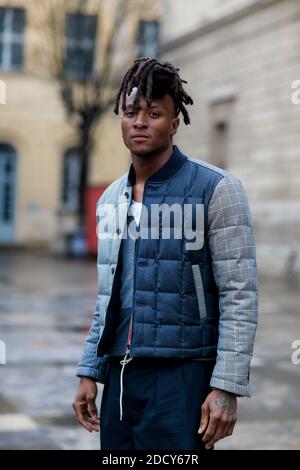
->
<box><xmin>124</xmin><ymin>111</ymin><xmax>135</xmax><ymax>117</ymax></box>
<box><xmin>150</xmin><ymin>112</ymin><xmax>159</xmax><ymax>118</ymax></box>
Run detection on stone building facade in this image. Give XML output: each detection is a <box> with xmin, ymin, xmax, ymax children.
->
<box><xmin>161</xmin><ymin>0</ymin><xmax>300</xmax><ymax>277</ymax></box>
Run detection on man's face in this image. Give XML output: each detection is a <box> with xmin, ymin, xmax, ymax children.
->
<box><xmin>121</xmin><ymin>90</ymin><xmax>180</xmax><ymax>156</ymax></box>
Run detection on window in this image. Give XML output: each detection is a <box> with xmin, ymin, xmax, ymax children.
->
<box><xmin>65</xmin><ymin>13</ymin><xmax>98</xmax><ymax>79</ymax></box>
<box><xmin>210</xmin><ymin>122</ymin><xmax>228</xmax><ymax>170</ymax></box>
<box><xmin>0</xmin><ymin>7</ymin><xmax>26</xmax><ymax>71</ymax></box>
<box><xmin>61</xmin><ymin>148</ymin><xmax>81</xmax><ymax>211</ymax></box>
<box><xmin>0</xmin><ymin>143</ymin><xmax>17</xmax><ymax>243</ymax></box>
<box><xmin>136</xmin><ymin>20</ymin><xmax>159</xmax><ymax>58</ymax></box>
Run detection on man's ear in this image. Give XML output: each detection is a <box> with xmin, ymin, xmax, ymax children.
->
<box><xmin>171</xmin><ymin>117</ymin><xmax>180</xmax><ymax>137</ymax></box>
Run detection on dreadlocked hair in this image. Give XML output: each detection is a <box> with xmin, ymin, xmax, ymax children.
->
<box><xmin>113</xmin><ymin>57</ymin><xmax>194</xmax><ymax>125</ymax></box>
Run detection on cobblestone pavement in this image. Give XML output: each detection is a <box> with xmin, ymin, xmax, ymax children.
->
<box><xmin>0</xmin><ymin>250</ymin><xmax>299</xmax><ymax>450</ymax></box>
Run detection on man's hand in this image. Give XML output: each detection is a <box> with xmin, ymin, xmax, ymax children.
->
<box><xmin>73</xmin><ymin>377</ymin><xmax>100</xmax><ymax>432</ymax></box>
<box><xmin>198</xmin><ymin>389</ymin><xmax>237</xmax><ymax>449</ymax></box>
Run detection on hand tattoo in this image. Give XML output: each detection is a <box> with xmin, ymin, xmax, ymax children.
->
<box><xmin>213</xmin><ymin>391</ymin><xmax>236</xmax><ymax>417</ymax></box>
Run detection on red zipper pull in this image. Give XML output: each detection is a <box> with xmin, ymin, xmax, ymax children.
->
<box><xmin>125</xmin><ymin>316</ymin><xmax>133</xmax><ymax>353</ymax></box>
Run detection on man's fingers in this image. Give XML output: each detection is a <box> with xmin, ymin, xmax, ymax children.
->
<box><xmin>87</xmin><ymin>404</ymin><xmax>100</xmax><ymax>424</ymax></box>
<box><xmin>87</xmin><ymin>395</ymin><xmax>100</xmax><ymax>423</ymax></box>
<box><xmin>227</xmin><ymin>419</ymin><xmax>236</xmax><ymax>437</ymax></box>
<box><xmin>219</xmin><ymin>416</ymin><xmax>236</xmax><ymax>441</ymax></box>
<box><xmin>198</xmin><ymin>403</ymin><xmax>209</xmax><ymax>434</ymax></box>
<box><xmin>73</xmin><ymin>401</ymin><xmax>99</xmax><ymax>432</ymax></box>
<box><xmin>73</xmin><ymin>379</ymin><xmax>100</xmax><ymax>433</ymax></box>
<box><xmin>202</xmin><ymin>415</ymin><xmax>218</xmax><ymax>444</ymax></box>
<box><xmin>205</xmin><ymin>417</ymin><xmax>236</xmax><ymax>449</ymax></box>
<box><xmin>80</xmin><ymin>416</ymin><xmax>99</xmax><ymax>432</ymax></box>
<box><xmin>74</xmin><ymin>407</ymin><xmax>93</xmax><ymax>431</ymax></box>
<box><xmin>77</xmin><ymin>412</ymin><xmax>99</xmax><ymax>432</ymax></box>
<box><xmin>204</xmin><ymin>422</ymin><xmax>225</xmax><ymax>449</ymax></box>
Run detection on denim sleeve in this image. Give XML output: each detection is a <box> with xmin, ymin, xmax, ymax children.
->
<box><xmin>76</xmin><ymin>198</ymin><xmax>108</xmax><ymax>384</ymax></box>
<box><xmin>207</xmin><ymin>174</ymin><xmax>259</xmax><ymax>397</ymax></box>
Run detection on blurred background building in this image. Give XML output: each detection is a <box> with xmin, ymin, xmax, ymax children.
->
<box><xmin>160</xmin><ymin>0</ymin><xmax>300</xmax><ymax>279</ymax></box>
<box><xmin>1</xmin><ymin>0</ymin><xmax>300</xmax><ymax>451</ymax></box>
<box><xmin>0</xmin><ymin>0</ymin><xmax>299</xmax><ymax>278</ymax></box>
<box><xmin>0</xmin><ymin>0</ymin><xmax>161</xmax><ymax>254</ymax></box>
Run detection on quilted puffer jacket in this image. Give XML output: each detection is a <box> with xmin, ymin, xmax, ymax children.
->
<box><xmin>77</xmin><ymin>145</ymin><xmax>258</xmax><ymax>397</ymax></box>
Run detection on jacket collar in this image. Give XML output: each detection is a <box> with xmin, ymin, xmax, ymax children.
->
<box><xmin>126</xmin><ymin>145</ymin><xmax>187</xmax><ymax>187</ymax></box>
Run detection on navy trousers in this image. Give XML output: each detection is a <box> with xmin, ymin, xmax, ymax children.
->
<box><xmin>100</xmin><ymin>357</ymin><xmax>214</xmax><ymax>450</ymax></box>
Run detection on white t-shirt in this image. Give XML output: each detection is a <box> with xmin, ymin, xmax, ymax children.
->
<box><xmin>130</xmin><ymin>199</ymin><xmax>143</xmax><ymax>226</ymax></box>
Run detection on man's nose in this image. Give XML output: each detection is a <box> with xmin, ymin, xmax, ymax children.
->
<box><xmin>133</xmin><ymin>110</ymin><xmax>148</xmax><ymax>127</ymax></box>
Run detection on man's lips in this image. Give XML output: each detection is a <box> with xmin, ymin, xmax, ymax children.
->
<box><xmin>131</xmin><ymin>134</ymin><xmax>150</xmax><ymax>141</ymax></box>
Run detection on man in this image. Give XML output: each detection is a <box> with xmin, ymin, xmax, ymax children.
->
<box><xmin>73</xmin><ymin>57</ymin><xmax>258</xmax><ymax>450</ymax></box>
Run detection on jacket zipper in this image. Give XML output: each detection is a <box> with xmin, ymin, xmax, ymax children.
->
<box><xmin>126</xmin><ymin>229</ymin><xmax>139</xmax><ymax>355</ymax></box>
<box><xmin>126</xmin><ymin>183</ymin><xmax>146</xmax><ymax>356</ymax></box>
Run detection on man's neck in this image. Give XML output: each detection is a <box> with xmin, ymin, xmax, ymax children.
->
<box><xmin>131</xmin><ymin>143</ymin><xmax>173</xmax><ymax>186</ymax></box>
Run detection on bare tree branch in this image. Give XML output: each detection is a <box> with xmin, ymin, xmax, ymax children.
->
<box><xmin>38</xmin><ymin>0</ymin><xmax>134</xmax><ymax>224</ymax></box>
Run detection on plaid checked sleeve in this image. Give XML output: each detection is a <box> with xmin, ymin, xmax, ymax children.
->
<box><xmin>208</xmin><ymin>174</ymin><xmax>259</xmax><ymax>397</ymax></box>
